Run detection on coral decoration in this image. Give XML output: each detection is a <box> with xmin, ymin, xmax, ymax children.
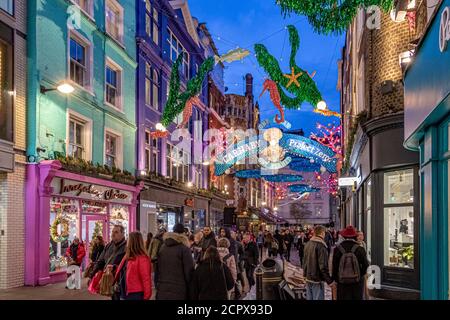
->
<box><xmin>150</xmin><ymin>130</ymin><xmax>169</xmax><ymax>139</ymax></box>
<box><xmin>310</xmin><ymin>123</ymin><xmax>341</xmax><ymax>154</ymax></box>
<box><xmin>177</xmin><ymin>96</ymin><xmax>201</xmax><ymax>129</ymax></box>
<box><xmin>313</xmin><ymin>108</ymin><xmax>341</xmax><ymax>118</ymax></box>
<box><xmin>260</xmin><ymin>79</ymin><xmax>285</xmax><ymax>124</ymax></box>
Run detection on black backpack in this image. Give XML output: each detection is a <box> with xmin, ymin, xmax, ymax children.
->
<box><xmin>337</xmin><ymin>244</ymin><xmax>361</xmax><ymax>284</ymax></box>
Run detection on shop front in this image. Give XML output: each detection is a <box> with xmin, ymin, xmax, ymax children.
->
<box><xmin>25</xmin><ymin>160</ymin><xmax>142</xmax><ymax>286</ymax></box>
<box><xmin>341</xmin><ymin>114</ymin><xmax>420</xmax><ymax>299</ymax></box>
<box><xmin>404</xmin><ymin>0</ymin><xmax>450</xmax><ymax>299</ymax></box>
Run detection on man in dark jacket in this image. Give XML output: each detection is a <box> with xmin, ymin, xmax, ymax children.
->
<box><xmin>273</xmin><ymin>230</ymin><xmax>285</xmax><ymax>260</ymax></box>
<box><xmin>332</xmin><ymin>226</ymin><xmax>369</xmax><ymax>300</ymax></box>
<box><xmin>243</xmin><ymin>233</ymin><xmax>259</xmax><ymax>288</ymax></box>
<box><xmin>156</xmin><ymin>223</ymin><xmax>194</xmax><ymax>300</ymax></box>
<box><xmin>199</xmin><ymin>226</ymin><xmax>217</xmax><ymax>253</ymax></box>
<box><xmin>89</xmin><ymin>225</ymin><xmax>127</xmax><ymax>300</ymax></box>
<box><xmin>303</xmin><ymin>225</ymin><xmax>334</xmax><ymax>300</ymax></box>
<box><xmin>283</xmin><ymin>230</ymin><xmax>294</xmax><ymax>261</ymax></box>
<box><xmin>297</xmin><ymin>231</ymin><xmax>307</xmax><ymax>266</ymax></box>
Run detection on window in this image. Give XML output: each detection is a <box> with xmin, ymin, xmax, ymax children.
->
<box><xmin>0</xmin><ymin>0</ymin><xmax>13</xmax><ymax>15</ymax></box>
<box><xmin>71</xmin><ymin>0</ymin><xmax>91</xmax><ymax>15</ymax></box>
<box><xmin>166</xmin><ymin>143</ymin><xmax>189</xmax><ymax>182</ymax></box>
<box><xmin>383</xmin><ymin>169</ymin><xmax>415</xmax><ymax>268</ymax></box>
<box><xmin>145</xmin><ymin>63</ymin><xmax>159</xmax><ymax>110</ymax></box>
<box><xmin>194</xmin><ymin>165</ymin><xmax>201</xmax><ymax>188</ymax></box>
<box><xmin>144</xmin><ymin>131</ymin><xmax>158</xmax><ymax>173</ymax></box>
<box><xmin>105</xmin><ymin>132</ymin><xmax>118</xmax><ymax>167</ymax></box>
<box><xmin>145</xmin><ymin>0</ymin><xmax>159</xmax><ymax>45</ymax></box>
<box><xmin>0</xmin><ymin>24</ymin><xmax>13</xmax><ymax>142</ymax></box>
<box><xmin>105</xmin><ymin>59</ymin><xmax>122</xmax><ymax>108</ymax></box>
<box><xmin>68</xmin><ymin>117</ymin><xmax>86</xmax><ymax>159</ymax></box>
<box><xmin>315</xmin><ymin>206</ymin><xmax>322</xmax><ymax>216</ymax></box>
<box><xmin>106</xmin><ymin>0</ymin><xmax>123</xmax><ymax>43</ymax></box>
<box><xmin>167</xmin><ymin>29</ymin><xmax>189</xmax><ymax>78</ymax></box>
<box><xmin>70</xmin><ymin>37</ymin><xmax>87</xmax><ymax>87</ymax></box>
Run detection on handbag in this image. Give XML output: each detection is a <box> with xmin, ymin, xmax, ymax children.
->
<box><xmin>99</xmin><ymin>268</ymin><xmax>115</xmax><ymax>297</ymax></box>
<box><xmin>83</xmin><ymin>263</ymin><xmax>94</xmax><ymax>278</ymax></box>
<box><xmin>88</xmin><ymin>270</ymin><xmax>103</xmax><ymax>294</ymax></box>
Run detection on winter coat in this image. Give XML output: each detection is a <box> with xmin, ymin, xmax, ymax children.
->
<box><xmin>115</xmin><ymin>255</ymin><xmax>152</xmax><ymax>300</ymax></box>
<box><xmin>218</xmin><ymin>247</ymin><xmax>237</xmax><ymax>282</ymax></box>
<box><xmin>156</xmin><ymin>232</ymin><xmax>194</xmax><ymax>300</ymax></box>
<box><xmin>65</xmin><ymin>243</ymin><xmax>86</xmax><ymax>265</ymax></box>
<box><xmin>274</xmin><ymin>233</ymin><xmax>285</xmax><ymax>253</ymax></box>
<box><xmin>199</xmin><ymin>232</ymin><xmax>217</xmax><ymax>253</ymax></box>
<box><xmin>235</xmin><ymin>241</ymin><xmax>245</xmax><ymax>273</ymax></box>
<box><xmin>190</xmin><ymin>260</ymin><xmax>235</xmax><ymax>300</ymax></box>
<box><xmin>90</xmin><ymin>238</ymin><xmax>126</xmax><ymax>276</ymax></box>
<box><xmin>148</xmin><ymin>235</ymin><xmax>164</xmax><ymax>262</ymax></box>
<box><xmin>221</xmin><ymin>228</ymin><xmax>237</xmax><ymax>258</ymax></box>
<box><xmin>90</xmin><ymin>244</ymin><xmax>104</xmax><ymax>263</ymax></box>
<box><xmin>243</xmin><ymin>241</ymin><xmax>259</xmax><ymax>268</ymax></box>
<box><xmin>191</xmin><ymin>243</ymin><xmax>203</xmax><ymax>265</ymax></box>
<box><xmin>302</xmin><ymin>236</ymin><xmax>332</xmax><ymax>284</ymax></box>
<box><xmin>332</xmin><ymin>239</ymin><xmax>369</xmax><ymax>284</ymax></box>
<box><xmin>297</xmin><ymin>236</ymin><xmax>307</xmax><ymax>254</ymax></box>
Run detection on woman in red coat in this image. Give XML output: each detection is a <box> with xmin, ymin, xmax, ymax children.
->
<box><xmin>65</xmin><ymin>237</ymin><xmax>86</xmax><ymax>266</ymax></box>
<box><xmin>115</xmin><ymin>232</ymin><xmax>152</xmax><ymax>300</ymax></box>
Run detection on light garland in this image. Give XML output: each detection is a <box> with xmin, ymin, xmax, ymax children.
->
<box><xmin>288</xmin><ymin>184</ymin><xmax>320</xmax><ymax>193</ymax></box>
<box><xmin>234</xmin><ymin>169</ymin><xmax>303</xmax><ymax>183</ymax></box>
<box><xmin>310</xmin><ymin>123</ymin><xmax>342</xmax><ymax>154</ymax></box>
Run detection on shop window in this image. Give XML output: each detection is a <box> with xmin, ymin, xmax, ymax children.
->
<box><xmin>145</xmin><ymin>0</ymin><xmax>159</xmax><ymax>45</ymax></box>
<box><xmin>0</xmin><ymin>25</ymin><xmax>13</xmax><ymax>142</ymax></box>
<box><xmin>0</xmin><ymin>0</ymin><xmax>13</xmax><ymax>15</ymax></box>
<box><xmin>105</xmin><ymin>0</ymin><xmax>123</xmax><ymax>43</ymax></box>
<box><xmin>49</xmin><ymin>197</ymin><xmax>80</xmax><ymax>273</ymax></box>
<box><xmin>383</xmin><ymin>169</ymin><xmax>415</xmax><ymax>268</ymax></box>
<box><xmin>105</xmin><ymin>59</ymin><xmax>122</xmax><ymax>109</ymax></box>
<box><xmin>157</xmin><ymin>206</ymin><xmax>178</xmax><ymax>232</ymax></box>
<box><xmin>81</xmin><ymin>200</ymin><xmax>107</xmax><ymax>214</ymax></box>
<box><xmin>110</xmin><ymin>205</ymin><xmax>129</xmax><ymax>238</ymax></box>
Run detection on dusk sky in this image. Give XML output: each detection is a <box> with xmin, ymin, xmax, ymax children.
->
<box><xmin>188</xmin><ymin>0</ymin><xmax>345</xmax><ymax>135</ymax></box>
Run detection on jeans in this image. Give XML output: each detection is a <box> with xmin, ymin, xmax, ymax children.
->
<box><xmin>306</xmin><ymin>282</ymin><xmax>325</xmax><ymax>300</ymax></box>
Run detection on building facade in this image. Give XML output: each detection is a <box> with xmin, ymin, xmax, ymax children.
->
<box><xmin>337</xmin><ymin>4</ymin><xmax>434</xmax><ymax>298</ymax></box>
<box><xmin>136</xmin><ymin>0</ymin><xmax>212</xmax><ymax>236</ymax></box>
<box><xmin>404</xmin><ymin>0</ymin><xmax>449</xmax><ymax>300</ymax></box>
<box><xmin>25</xmin><ymin>0</ymin><xmax>141</xmax><ymax>286</ymax></box>
<box><xmin>0</xmin><ymin>0</ymin><xmax>27</xmax><ymax>289</ymax></box>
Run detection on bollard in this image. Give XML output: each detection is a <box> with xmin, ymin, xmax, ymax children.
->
<box><xmin>255</xmin><ymin>265</ymin><xmax>263</xmax><ymax>300</ymax></box>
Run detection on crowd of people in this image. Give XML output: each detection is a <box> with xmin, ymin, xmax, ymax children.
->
<box><xmin>68</xmin><ymin>222</ymin><xmax>369</xmax><ymax>301</ymax></box>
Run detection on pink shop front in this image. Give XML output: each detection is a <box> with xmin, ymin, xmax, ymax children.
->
<box><xmin>25</xmin><ymin>160</ymin><xmax>143</xmax><ymax>286</ymax></box>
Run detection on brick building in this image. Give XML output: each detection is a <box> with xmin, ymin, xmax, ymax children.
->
<box><xmin>0</xmin><ymin>0</ymin><xmax>26</xmax><ymax>289</ymax></box>
<box><xmin>338</xmin><ymin>2</ymin><xmax>438</xmax><ymax>298</ymax></box>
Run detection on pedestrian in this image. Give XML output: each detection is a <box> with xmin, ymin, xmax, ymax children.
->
<box><xmin>357</xmin><ymin>231</ymin><xmax>367</xmax><ymax>251</ymax></box>
<box><xmin>243</xmin><ymin>233</ymin><xmax>259</xmax><ymax>289</ymax></box>
<box><xmin>190</xmin><ymin>246</ymin><xmax>235</xmax><ymax>300</ymax></box>
<box><xmin>297</xmin><ymin>231</ymin><xmax>307</xmax><ymax>266</ymax></box>
<box><xmin>284</xmin><ymin>230</ymin><xmax>294</xmax><ymax>261</ymax></box>
<box><xmin>256</xmin><ymin>231</ymin><xmax>265</xmax><ymax>260</ymax></box>
<box><xmin>114</xmin><ymin>232</ymin><xmax>152</xmax><ymax>300</ymax></box>
<box><xmin>199</xmin><ymin>226</ymin><xmax>217</xmax><ymax>254</ymax></box>
<box><xmin>145</xmin><ymin>232</ymin><xmax>153</xmax><ymax>256</ymax></box>
<box><xmin>155</xmin><ymin>223</ymin><xmax>194</xmax><ymax>300</ymax></box>
<box><xmin>274</xmin><ymin>230</ymin><xmax>285</xmax><ymax>260</ymax></box>
<box><xmin>89</xmin><ymin>225</ymin><xmax>127</xmax><ymax>300</ymax></box>
<box><xmin>90</xmin><ymin>235</ymin><xmax>105</xmax><ymax>264</ymax></box>
<box><xmin>303</xmin><ymin>225</ymin><xmax>335</xmax><ymax>300</ymax></box>
<box><xmin>148</xmin><ymin>228</ymin><xmax>166</xmax><ymax>286</ymax></box>
<box><xmin>65</xmin><ymin>237</ymin><xmax>86</xmax><ymax>267</ymax></box>
<box><xmin>231</xmin><ymin>230</ymin><xmax>245</xmax><ymax>299</ymax></box>
<box><xmin>217</xmin><ymin>237</ymin><xmax>238</xmax><ymax>298</ymax></box>
<box><xmin>191</xmin><ymin>231</ymin><xmax>203</xmax><ymax>265</ymax></box>
<box><xmin>324</xmin><ymin>224</ymin><xmax>335</xmax><ymax>255</ymax></box>
<box><xmin>265</xmin><ymin>232</ymin><xmax>278</xmax><ymax>258</ymax></box>
<box><xmin>293</xmin><ymin>231</ymin><xmax>299</xmax><ymax>249</ymax></box>
<box><xmin>332</xmin><ymin>226</ymin><xmax>369</xmax><ymax>300</ymax></box>
<box><xmin>219</xmin><ymin>227</ymin><xmax>237</xmax><ymax>260</ymax></box>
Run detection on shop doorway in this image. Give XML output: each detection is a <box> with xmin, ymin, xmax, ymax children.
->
<box><xmin>82</xmin><ymin>215</ymin><xmax>108</xmax><ymax>265</ymax></box>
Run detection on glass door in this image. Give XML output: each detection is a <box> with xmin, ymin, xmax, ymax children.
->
<box><xmin>82</xmin><ymin>215</ymin><xmax>108</xmax><ymax>265</ymax></box>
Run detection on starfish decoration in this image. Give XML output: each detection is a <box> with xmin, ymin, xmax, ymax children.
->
<box><xmin>283</xmin><ymin>67</ymin><xmax>302</xmax><ymax>88</ymax></box>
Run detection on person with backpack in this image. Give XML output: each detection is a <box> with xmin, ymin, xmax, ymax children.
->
<box><xmin>332</xmin><ymin>226</ymin><xmax>369</xmax><ymax>300</ymax></box>
<box><xmin>303</xmin><ymin>225</ymin><xmax>335</xmax><ymax>300</ymax></box>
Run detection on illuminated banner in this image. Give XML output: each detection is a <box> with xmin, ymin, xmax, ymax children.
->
<box><xmin>288</xmin><ymin>184</ymin><xmax>321</xmax><ymax>193</ymax></box>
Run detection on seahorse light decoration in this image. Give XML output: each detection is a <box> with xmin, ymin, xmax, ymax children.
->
<box><xmin>177</xmin><ymin>96</ymin><xmax>202</xmax><ymax>129</ymax></box>
<box><xmin>260</xmin><ymin>79</ymin><xmax>285</xmax><ymax>124</ymax></box>
<box><xmin>254</xmin><ymin>25</ymin><xmax>323</xmax><ymax>111</ymax></box>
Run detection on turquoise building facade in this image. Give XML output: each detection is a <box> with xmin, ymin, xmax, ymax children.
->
<box><xmin>404</xmin><ymin>0</ymin><xmax>450</xmax><ymax>300</ymax></box>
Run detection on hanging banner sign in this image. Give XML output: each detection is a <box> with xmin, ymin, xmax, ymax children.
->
<box><xmin>338</xmin><ymin>177</ymin><xmax>358</xmax><ymax>187</ymax></box>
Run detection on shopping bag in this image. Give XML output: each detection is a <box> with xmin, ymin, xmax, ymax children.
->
<box><xmin>99</xmin><ymin>268</ymin><xmax>115</xmax><ymax>297</ymax></box>
<box><xmin>88</xmin><ymin>270</ymin><xmax>103</xmax><ymax>294</ymax></box>
<box><xmin>83</xmin><ymin>263</ymin><xmax>94</xmax><ymax>278</ymax></box>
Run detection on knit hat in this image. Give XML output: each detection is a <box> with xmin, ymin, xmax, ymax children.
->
<box><xmin>340</xmin><ymin>225</ymin><xmax>358</xmax><ymax>238</ymax></box>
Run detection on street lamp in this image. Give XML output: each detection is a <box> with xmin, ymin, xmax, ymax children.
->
<box><xmin>40</xmin><ymin>82</ymin><xmax>75</xmax><ymax>94</ymax></box>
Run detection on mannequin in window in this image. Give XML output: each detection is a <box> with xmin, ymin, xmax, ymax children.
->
<box><xmin>399</xmin><ymin>219</ymin><xmax>409</xmax><ymax>234</ymax></box>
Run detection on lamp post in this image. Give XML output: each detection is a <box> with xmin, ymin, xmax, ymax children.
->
<box><xmin>40</xmin><ymin>82</ymin><xmax>75</xmax><ymax>95</ymax></box>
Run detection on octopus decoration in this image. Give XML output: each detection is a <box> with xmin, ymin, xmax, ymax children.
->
<box><xmin>260</xmin><ymin>79</ymin><xmax>285</xmax><ymax>124</ymax></box>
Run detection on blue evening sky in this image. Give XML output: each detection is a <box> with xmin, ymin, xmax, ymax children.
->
<box><xmin>188</xmin><ymin>0</ymin><xmax>344</xmax><ymax>135</ymax></box>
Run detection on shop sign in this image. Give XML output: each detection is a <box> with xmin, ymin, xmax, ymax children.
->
<box><xmin>440</xmin><ymin>7</ymin><xmax>450</xmax><ymax>52</ymax></box>
<box><xmin>338</xmin><ymin>177</ymin><xmax>358</xmax><ymax>187</ymax></box>
<box><xmin>52</xmin><ymin>178</ymin><xmax>132</xmax><ymax>204</ymax></box>
<box><xmin>185</xmin><ymin>198</ymin><xmax>194</xmax><ymax>207</ymax></box>
<box><xmin>141</xmin><ymin>201</ymin><xmax>157</xmax><ymax>209</ymax></box>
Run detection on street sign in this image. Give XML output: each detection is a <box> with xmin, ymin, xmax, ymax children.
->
<box><xmin>338</xmin><ymin>177</ymin><xmax>358</xmax><ymax>187</ymax></box>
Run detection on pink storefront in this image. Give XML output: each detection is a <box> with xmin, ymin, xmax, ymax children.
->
<box><xmin>25</xmin><ymin>160</ymin><xmax>143</xmax><ymax>286</ymax></box>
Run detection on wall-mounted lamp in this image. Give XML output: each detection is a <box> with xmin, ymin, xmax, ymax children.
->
<box><xmin>399</xmin><ymin>50</ymin><xmax>415</xmax><ymax>70</ymax></box>
<box><xmin>40</xmin><ymin>82</ymin><xmax>75</xmax><ymax>95</ymax></box>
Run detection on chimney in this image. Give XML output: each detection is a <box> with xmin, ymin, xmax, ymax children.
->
<box><xmin>245</xmin><ymin>73</ymin><xmax>253</xmax><ymax>97</ymax></box>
